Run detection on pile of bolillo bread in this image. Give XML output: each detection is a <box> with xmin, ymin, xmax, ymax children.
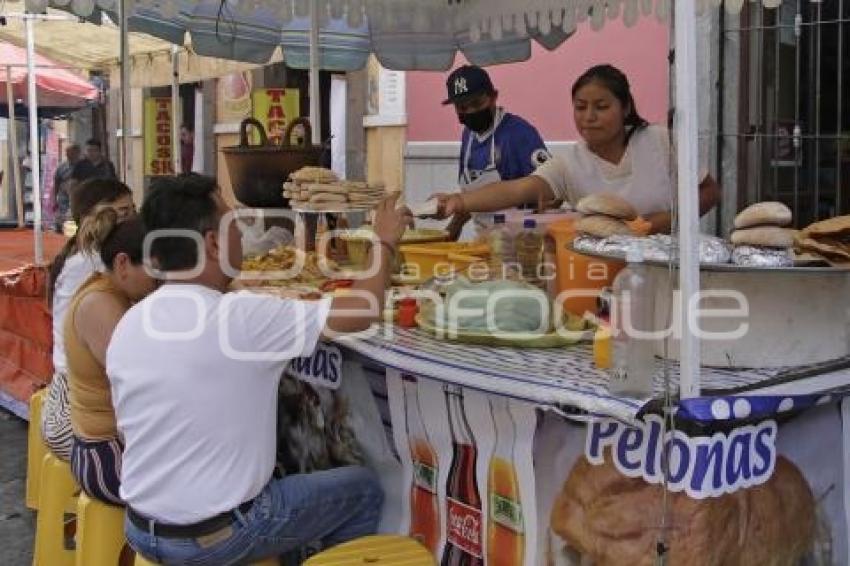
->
<box><xmin>283</xmin><ymin>167</ymin><xmax>391</xmax><ymax>211</ymax></box>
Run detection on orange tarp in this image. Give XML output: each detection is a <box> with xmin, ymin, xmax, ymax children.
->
<box><xmin>0</xmin><ymin>229</ymin><xmax>66</xmax><ymax>272</ymax></box>
<box><xmin>0</xmin><ymin>229</ymin><xmax>67</xmax><ymax>409</ymax></box>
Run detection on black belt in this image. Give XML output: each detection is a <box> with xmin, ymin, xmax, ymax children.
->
<box><xmin>127</xmin><ymin>499</ymin><xmax>255</xmax><ymax>539</ymax></box>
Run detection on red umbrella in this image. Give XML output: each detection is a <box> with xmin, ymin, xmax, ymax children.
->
<box><xmin>0</xmin><ymin>42</ymin><xmax>98</xmax><ymax>110</ymax></box>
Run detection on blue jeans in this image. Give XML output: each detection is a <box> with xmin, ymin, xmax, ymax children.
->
<box><xmin>125</xmin><ymin>466</ymin><xmax>383</xmax><ymax>566</ymax></box>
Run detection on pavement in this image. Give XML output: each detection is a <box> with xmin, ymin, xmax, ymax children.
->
<box><xmin>0</xmin><ymin>408</ymin><xmax>35</xmax><ymax>566</ymax></box>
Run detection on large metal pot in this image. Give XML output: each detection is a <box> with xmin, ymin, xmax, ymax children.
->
<box><xmin>222</xmin><ymin>117</ymin><xmax>323</xmax><ymax>208</ymax></box>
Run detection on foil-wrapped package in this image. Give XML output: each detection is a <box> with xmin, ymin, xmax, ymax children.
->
<box><xmin>731</xmin><ymin>245</ymin><xmax>794</xmax><ymax>268</ymax></box>
<box><xmin>574</xmin><ymin>233</ymin><xmax>732</xmax><ymax>265</ymax></box>
<box><xmin>573</xmin><ymin>234</ymin><xmax>609</xmax><ymax>254</ymax></box>
<box><xmin>699</xmin><ymin>236</ymin><xmax>733</xmax><ymax>264</ymax></box>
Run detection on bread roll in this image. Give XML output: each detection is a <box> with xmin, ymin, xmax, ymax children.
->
<box><xmin>731</xmin><ymin>226</ymin><xmax>794</xmax><ymax>248</ymax></box>
<box><xmin>576</xmin><ymin>194</ymin><xmax>638</xmax><ymax>221</ymax></box>
<box><xmin>799</xmin><ymin>237</ymin><xmax>850</xmax><ymax>261</ymax></box>
<box><xmin>734</xmin><ymin>202</ymin><xmax>792</xmax><ymax>229</ymax></box>
<box><xmin>309</xmin><ymin>193</ymin><xmax>347</xmax><ymax>203</ymax></box>
<box><xmin>549</xmin><ymin>454</ymin><xmax>815</xmax><ymax>566</ymax></box>
<box><xmin>800</xmin><ymin>215</ymin><xmax>850</xmax><ymax>239</ymax></box>
<box><xmin>302</xmin><ymin>183</ymin><xmax>350</xmax><ymax>195</ymax></box>
<box><xmin>575</xmin><ymin>215</ymin><xmax>635</xmax><ymax>238</ymax></box>
<box><xmin>290</xmin><ymin>166</ymin><xmax>338</xmax><ymax>183</ymax></box>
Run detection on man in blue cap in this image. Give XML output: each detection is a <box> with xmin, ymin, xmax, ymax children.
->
<box><xmin>443</xmin><ymin>64</ymin><xmax>551</xmax><ymax>239</ymax></box>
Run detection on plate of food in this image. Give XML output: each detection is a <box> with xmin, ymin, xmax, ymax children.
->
<box><xmin>239</xmin><ymin>245</ymin><xmax>357</xmax><ymax>293</ymax></box>
<box><xmin>415</xmin><ymin>278</ymin><xmax>593</xmax><ymax>348</ymax></box>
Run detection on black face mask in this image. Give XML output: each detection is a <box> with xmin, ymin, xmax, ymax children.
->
<box><xmin>458</xmin><ymin>106</ymin><xmax>495</xmax><ymax>133</ymax></box>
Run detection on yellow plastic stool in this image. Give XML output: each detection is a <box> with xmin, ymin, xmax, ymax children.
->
<box><xmin>75</xmin><ymin>493</ymin><xmax>127</xmax><ymax>566</ymax></box>
<box><xmin>32</xmin><ymin>453</ymin><xmax>78</xmax><ymax>566</ymax></box>
<box><xmin>134</xmin><ymin>552</ymin><xmax>279</xmax><ymax>565</ymax></box>
<box><xmin>304</xmin><ymin>535</ymin><xmax>435</xmax><ymax>565</ymax></box>
<box><xmin>26</xmin><ymin>388</ymin><xmax>47</xmax><ymax>510</ymax></box>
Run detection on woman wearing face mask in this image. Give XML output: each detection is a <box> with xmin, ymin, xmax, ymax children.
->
<box><xmin>442</xmin><ymin>65</ymin><xmax>552</xmax><ymax>240</ymax></box>
<box><xmin>434</xmin><ymin>64</ymin><xmax>721</xmax><ymax>235</ymax></box>
<box><xmin>67</xmin><ymin>207</ymin><xmax>156</xmax><ymax>504</ymax></box>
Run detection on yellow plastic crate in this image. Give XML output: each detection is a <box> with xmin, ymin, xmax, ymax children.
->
<box><xmin>398</xmin><ymin>242</ymin><xmax>490</xmax><ymax>283</ymax></box>
<box><xmin>343</xmin><ymin>228</ymin><xmax>449</xmax><ymax>269</ymax></box>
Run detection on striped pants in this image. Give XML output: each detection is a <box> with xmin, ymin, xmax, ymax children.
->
<box><xmin>71</xmin><ymin>437</ymin><xmax>124</xmax><ymax>506</ymax></box>
<box><xmin>40</xmin><ymin>371</ymin><xmax>73</xmax><ymax>462</ymax></box>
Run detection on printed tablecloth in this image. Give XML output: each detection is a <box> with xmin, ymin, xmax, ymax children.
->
<box><xmin>336</xmin><ymin>324</ymin><xmax>850</xmax><ymax>425</ymax></box>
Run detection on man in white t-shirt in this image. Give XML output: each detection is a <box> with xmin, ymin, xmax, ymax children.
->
<box><xmin>108</xmin><ymin>175</ymin><xmax>412</xmax><ymax>565</ymax></box>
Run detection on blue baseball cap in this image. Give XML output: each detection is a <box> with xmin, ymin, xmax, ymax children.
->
<box><xmin>442</xmin><ymin>65</ymin><xmax>495</xmax><ymax>105</ymax></box>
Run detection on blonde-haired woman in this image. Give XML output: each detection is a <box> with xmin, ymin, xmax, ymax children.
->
<box><xmin>66</xmin><ymin>206</ymin><xmax>156</xmax><ymax>504</ymax></box>
<box><xmin>43</xmin><ymin>179</ymin><xmax>135</xmax><ymax>462</ymax></box>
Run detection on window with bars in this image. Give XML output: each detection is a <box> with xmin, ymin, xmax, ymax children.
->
<box><xmin>719</xmin><ymin>0</ymin><xmax>849</xmax><ymax>228</ymax></box>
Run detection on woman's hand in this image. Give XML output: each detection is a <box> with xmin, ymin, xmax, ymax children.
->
<box><xmin>373</xmin><ymin>193</ymin><xmax>413</xmax><ymax>248</ymax></box>
<box><xmin>429</xmin><ymin>192</ymin><xmax>465</xmax><ymax>220</ymax></box>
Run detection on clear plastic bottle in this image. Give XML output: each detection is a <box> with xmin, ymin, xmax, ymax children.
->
<box><xmin>609</xmin><ymin>243</ymin><xmax>656</xmax><ymax>397</ymax></box>
<box><xmin>487</xmin><ymin>214</ymin><xmax>507</xmax><ymax>279</ymax></box>
<box><xmin>515</xmin><ymin>218</ymin><xmax>543</xmax><ymax>286</ymax></box>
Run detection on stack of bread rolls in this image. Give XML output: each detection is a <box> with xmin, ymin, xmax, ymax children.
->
<box><xmin>730</xmin><ymin>202</ymin><xmax>794</xmax><ymax>266</ymax></box>
<box><xmin>796</xmin><ymin>215</ymin><xmax>850</xmax><ymax>264</ymax></box>
<box><xmin>283</xmin><ymin>166</ymin><xmax>389</xmax><ymax>211</ymax></box>
<box><xmin>574</xmin><ymin>194</ymin><xmax>638</xmax><ymax>238</ymax></box>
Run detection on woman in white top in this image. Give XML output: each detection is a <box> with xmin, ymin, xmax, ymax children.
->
<box><xmin>433</xmin><ymin>64</ymin><xmax>721</xmax><ymax>234</ymax></box>
<box><xmin>41</xmin><ymin>179</ymin><xmax>136</xmax><ymax>461</ymax></box>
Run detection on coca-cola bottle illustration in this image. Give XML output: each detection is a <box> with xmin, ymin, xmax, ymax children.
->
<box><xmin>442</xmin><ymin>385</ymin><xmax>483</xmax><ymax>566</ymax></box>
<box><xmin>403</xmin><ymin>375</ymin><xmax>440</xmax><ymax>553</ymax></box>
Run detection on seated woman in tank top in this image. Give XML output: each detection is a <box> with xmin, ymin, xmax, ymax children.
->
<box><xmin>66</xmin><ymin>207</ymin><xmax>156</xmax><ymax>505</ymax></box>
<box><xmin>42</xmin><ymin>179</ymin><xmax>136</xmax><ymax>463</ymax></box>
<box><xmin>431</xmin><ymin>64</ymin><xmax>721</xmax><ymax>235</ymax></box>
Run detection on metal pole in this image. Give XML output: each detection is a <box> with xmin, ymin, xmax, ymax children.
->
<box><xmin>833</xmin><ymin>0</ymin><xmax>845</xmax><ymax>216</ymax></box>
<box><xmin>755</xmin><ymin>3</ymin><xmax>764</xmax><ymax>203</ymax></box>
<box><xmin>309</xmin><ymin>0</ymin><xmax>321</xmax><ymax>145</ymax></box>
<box><xmin>835</xmin><ymin>0</ymin><xmax>844</xmax><ymax>214</ymax></box>
<box><xmin>715</xmin><ymin>6</ymin><xmax>725</xmax><ymax>235</ymax></box>
<box><xmin>26</xmin><ymin>15</ymin><xmax>43</xmax><ymax>264</ymax></box>
<box><xmin>793</xmin><ymin>1</ymin><xmax>802</xmax><ymax>223</ymax></box>
<box><xmin>814</xmin><ymin>1</ymin><xmax>822</xmax><ymax>218</ymax></box>
<box><xmin>674</xmin><ymin>0</ymin><xmax>701</xmax><ymax>399</ymax></box>
<box><xmin>6</xmin><ymin>66</ymin><xmax>24</xmax><ymax>229</ymax></box>
<box><xmin>119</xmin><ymin>0</ymin><xmax>131</xmax><ymax>183</ymax></box>
<box><xmin>772</xmin><ymin>4</ymin><xmax>780</xmax><ymax>200</ymax></box>
<box><xmin>171</xmin><ymin>45</ymin><xmax>181</xmax><ymax>174</ymax></box>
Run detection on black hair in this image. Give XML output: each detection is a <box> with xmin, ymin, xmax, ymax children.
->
<box><xmin>48</xmin><ymin>178</ymin><xmax>133</xmax><ymax>306</ymax></box>
<box><xmin>85</xmin><ymin>138</ymin><xmax>102</xmax><ymax>148</ymax></box>
<box><xmin>70</xmin><ymin>178</ymin><xmax>131</xmax><ymax>224</ymax></box>
<box><xmin>571</xmin><ymin>64</ymin><xmax>649</xmax><ymax>145</ymax></box>
<box><xmin>77</xmin><ymin>207</ymin><xmax>145</xmax><ymax>271</ymax></box>
<box><xmin>101</xmin><ymin>217</ymin><xmax>145</xmax><ymax>270</ymax></box>
<box><xmin>141</xmin><ymin>174</ymin><xmax>220</xmax><ymax>272</ymax></box>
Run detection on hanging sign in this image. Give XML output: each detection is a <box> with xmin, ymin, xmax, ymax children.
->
<box><xmin>286</xmin><ymin>343</ymin><xmax>343</xmax><ymax>391</ymax></box>
<box><xmin>144</xmin><ymin>98</ymin><xmax>174</xmax><ymax>176</ymax></box>
<box><xmin>218</xmin><ymin>71</ymin><xmax>253</xmax><ymax>123</ymax></box>
<box><xmin>251</xmin><ymin>88</ymin><xmax>300</xmax><ymax>145</ymax></box>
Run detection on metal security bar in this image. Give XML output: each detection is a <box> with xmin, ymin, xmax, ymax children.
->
<box><xmin>719</xmin><ymin>0</ymin><xmax>849</xmax><ymax>228</ymax></box>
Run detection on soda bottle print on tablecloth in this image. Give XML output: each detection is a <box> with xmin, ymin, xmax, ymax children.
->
<box><xmin>442</xmin><ymin>385</ymin><xmax>484</xmax><ymax>566</ymax></box>
<box><xmin>402</xmin><ymin>375</ymin><xmax>440</xmax><ymax>553</ymax></box>
<box><xmin>487</xmin><ymin>398</ymin><xmax>524</xmax><ymax>566</ymax></box>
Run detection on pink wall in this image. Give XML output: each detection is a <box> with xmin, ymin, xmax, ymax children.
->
<box><xmin>406</xmin><ymin>18</ymin><xmax>669</xmax><ymax>142</ymax></box>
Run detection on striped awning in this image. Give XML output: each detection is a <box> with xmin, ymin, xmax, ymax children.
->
<box><xmin>24</xmin><ymin>0</ymin><xmax>795</xmax><ymax>70</ymax></box>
